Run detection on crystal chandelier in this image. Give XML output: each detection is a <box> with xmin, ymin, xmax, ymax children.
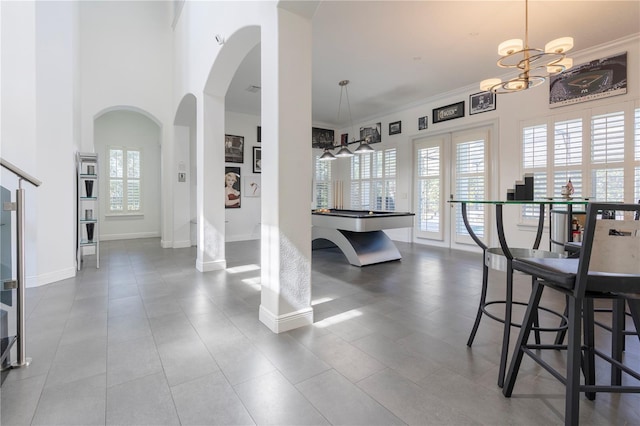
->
<box><xmin>480</xmin><ymin>0</ymin><xmax>574</xmax><ymax>94</ymax></box>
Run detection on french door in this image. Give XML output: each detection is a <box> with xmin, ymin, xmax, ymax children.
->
<box><xmin>414</xmin><ymin>127</ymin><xmax>491</xmax><ymax>249</ymax></box>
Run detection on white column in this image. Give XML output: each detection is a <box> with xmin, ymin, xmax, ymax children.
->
<box><xmin>259</xmin><ymin>7</ymin><xmax>313</xmax><ymax>333</ymax></box>
<box><xmin>195</xmin><ymin>93</ymin><xmax>226</xmax><ymax>271</ymax></box>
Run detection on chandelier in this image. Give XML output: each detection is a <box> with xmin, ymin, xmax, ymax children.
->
<box><xmin>319</xmin><ymin>80</ymin><xmax>374</xmax><ymax>161</ymax></box>
<box><xmin>480</xmin><ymin>0</ymin><xmax>574</xmax><ymax>94</ymax></box>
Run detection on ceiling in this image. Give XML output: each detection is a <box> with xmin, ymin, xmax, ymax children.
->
<box><xmin>225</xmin><ymin>1</ymin><xmax>640</xmax><ymax>128</ymax></box>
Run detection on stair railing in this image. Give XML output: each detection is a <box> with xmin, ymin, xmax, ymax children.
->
<box><xmin>1</xmin><ymin>158</ymin><xmax>41</xmax><ymax>369</ymax></box>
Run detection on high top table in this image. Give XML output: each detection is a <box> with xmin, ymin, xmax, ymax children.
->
<box><xmin>449</xmin><ymin>199</ymin><xmax>590</xmax><ymax>387</ymax></box>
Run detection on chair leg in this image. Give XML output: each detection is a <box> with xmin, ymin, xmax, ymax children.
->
<box><xmin>467</xmin><ymin>261</ymin><xmax>489</xmax><ymax>347</ymax></box>
<box><xmin>611</xmin><ymin>298</ymin><xmax>625</xmax><ymax>386</ymax></box>
<box><xmin>498</xmin><ymin>262</ymin><xmax>514</xmax><ymax>388</ymax></box>
<box><xmin>503</xmin><ymin>279</ymin><xmax>545</xmax><ymax>397</ymax></box>
<box><xmin>582</xmin><ymin>298</ymin><xmax>596</xmax><ymax>401</ymax></box>
<box><xmin>531</xmin><ymin>276</ymin><xmax>541</xmax><ymax>345</ymax></box>
<box><xmin>626</xmin><ymin>297</ymin><xmax>640</xmax><ymax>345</ymax></box>
<box><xmin>565</xmin><ymin>296</ymin><xmax>582</xmax><ymax>426</ymax></box>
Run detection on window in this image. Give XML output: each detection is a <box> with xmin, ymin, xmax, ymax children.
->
<box><xmin>109</xmin><ymin>147</ymin><xmax>141</xmax><ymax>213</ymax></box>
<box><xmin>455</xmin><ymin>139</ymin><xmax>485</xmax><ymax>239</ymax></box>
<box><xmin>350</xmin><ymin>148</ymin><xmax>396</xmax><ymax>210</ymax></box>
<box><xmin>416</xmin><ymin>144</ymin><xmax>441</xmax><ymax>234</ymax></box>
<box><xmin>314</xmin><ymin>155</ymin><xmax>332</xmax><ymax>208</ymax></box>
<box><xmin>520</xmin><ymin>105</ymin><xmax>639</xmax><ymax>220</ymax></box>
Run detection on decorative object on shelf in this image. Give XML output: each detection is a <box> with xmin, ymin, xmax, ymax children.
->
<box><xmin>506</xmin><ymin>173</ymin><xmax>534</xmax><ymax>200</ymax></box>
<box><xmin>257</xmin><ymin>126</ymin><xmax>261</xmax><ymax>143</ymax></box>
<box><xmin>311</xmin><ymin>127</ymin><xmax>335</xmax><ymax>150</ymax></box>
<box><xmin>549</xmin><ymin>52</ymin><xmax>627</xmax><ymax>108</ymax></box>
<box><xmin>225</xmin><ymin>166</ymin><xmax>241</xmax><ymax>208</ymax></box>
<box><xmin>418</xmin><ymin>116</ymin><xmax>428</xmax><ymax>130</ymax></box>
<box><xmin>253</xmin><ymin>147</ymin><xmax>262</xmax><ymax>173</ymax></box>
<box><xmin>469</xmin><ymin>92</ymin><xmax>496</xmax><ymax>115</ymax></box>
<box><xmin>85</xmin><ymin>180</ymin><xmax>94</xmax><ymax>198</ymax></box>
<box><xmin>318</xmin><ymin>80</ymin><xmax>376</xmax><ymax>161</ymax></box>
<box><xmin>85</xmin><ymin>209</ymin><xmax>93</xmax><ymax>220</ymax></box>
<box><xmin>480</xmin><ymin>0</ymin><xmax>574</xmax><ymax>94</ymax></box>
<box><xmin>87</xmin><ymin>165</ymin><xmax>95</xmax><ymax>175</ymax></box>
<box><xmin>561</xmin><ymin>179</ymin><xmax>575</xmax><ymax>199</ymax></box>
<box><xmin>433</xmin><ymin>101</ymin><xmax>465</xmax><ymax>124</ymax></box>
<box><xmin>224</xmin><ymin>134</ymin><xmax>244</xmax><ymax>163</ymax></box>
<box><xmin>389</xmin><ymin>121</ymin><xmax>401</xmax><ymax>135</ymax></box>
<box><xmin>86</xmin><ymin>223</ymin><xmax>95</xmax><ymax>241</ymax></box>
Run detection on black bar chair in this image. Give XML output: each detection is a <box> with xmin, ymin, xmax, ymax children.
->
<box><xmin>502</xmin><ymin>202</ymin><xmax>640</xmax><ymax>426</ymax></box>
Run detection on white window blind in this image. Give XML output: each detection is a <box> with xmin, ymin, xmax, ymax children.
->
<box><xmin>109</xmin><ymin>147</ymin><xmax>141</xmax><ymax>213</ymax></box>
<box><xmin>522</xmin><ymin>124</ymin><xmax>547</xmax><ymax>219</ymax></box>
<box><xmin>591</xmin><ymin>111</ymin><xmax>625</xmax><ymax>201</ymax></box>
<box><xmin>634</xmin><ymin>107</ymin><xmax>640</xmax><ymax>202</ymax></box>
<box><xmin>416</xmin><ymin>145</ymin><xmax>440</xmax><ymax>234</ymax></box>
<box><xmin>553</xmin><ymin>118</ymin><xmax>583</xmax><ymax>198</ymax></box>
<box><xmin>314</xmin><ymin>155</ymin><xmax>332</xmax><ymax>208</ymax></box>
<box><xmin>351</xmin><ymin>148</ymin><xmax>396</xmax><ymax>210</ymax></box>
<box><xmin>455</xmin><ymin>140</ymin><xmax>485</xmax><ymax>238</ymax></box>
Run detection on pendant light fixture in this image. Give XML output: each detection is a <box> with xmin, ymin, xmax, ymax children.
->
<box><xmin>480</xmin><ymin>0</ymin><xmax>573</xmax><ymax>94</ymax></box>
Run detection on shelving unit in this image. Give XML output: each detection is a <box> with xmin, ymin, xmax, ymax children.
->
<box><xmin>76</xmin><ymin>152</ymin><xmax>99</xmax><ymax>270</ymax></box>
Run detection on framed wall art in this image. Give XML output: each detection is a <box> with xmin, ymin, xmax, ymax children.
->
<box><xmin>359</xmin><ymin>122</ymin><xmax>382</xmax><ymax>144</ymax></box>
<box><xmin>312</xmin><ymin>127</ymin><xmax>335</xmax><ymax>149</ymax></box>
<box><xmin>253</xmin><ymin>147</ymin><xmax>262</xmax><ymax>173</ymax></box>
<box><xmin>549</xmin><ymin>52</ymin><xmax>627</xmax><ymax>108</ymax></box>
<box><xmin>418</xmin><ymin>116</ymin><xmax>428</xmax><ymax>130</ymax></box>
<box><xmin>433</xmin><ymin>101</ymin><xmax>465</xmax><ymax>124</ymax></box>
<box><xmin>224</xmin><ymin>166</ymin><xmax>241</xmax><ymax>208</ymax></box>
<box><xmin>225</xmin><ymin>134</ymin><xmax>244</xmax><ymax>163</ymax></box>
<box><xmin>389</xmin><ymin>121</ymin><xmax>402</xmax><ymax>135</ymax></box>
<box><xmin>469</xmin><ymin>92</ymin><xmax>496</xmax><ymax>115</ymax></box>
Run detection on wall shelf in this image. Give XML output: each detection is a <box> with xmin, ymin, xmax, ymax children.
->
<box><xmin>76</xmin><ymin>152</ymin><xmax>100</xmax><ymax>270</ymax></box>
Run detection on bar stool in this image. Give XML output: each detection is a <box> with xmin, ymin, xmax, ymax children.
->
<box><xmin>503</xmin><ymin>202</ymin><xmax>640</xmax><ymax>426</ymax></box>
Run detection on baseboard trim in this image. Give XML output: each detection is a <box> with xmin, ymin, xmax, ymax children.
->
<box><xmin>27</xmin><ymin>266</ymin><xmax>76</xmax><ymax>288</ymax></box>
<box><xmin>101</xmin><ymin>231</ymin><xmax>160</xmax><ymax>241</ymax></box>
<box><xmin>172</xmin><ymin>240</ymin><xmax>191</xmax><ymax>248</ymax></box>
<box><xmin>259</xmin><ymin>305</ymin><xmax>314</xmax><ymax>334</ymax></box>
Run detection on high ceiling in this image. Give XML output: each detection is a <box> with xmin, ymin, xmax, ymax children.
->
<box><xmin>225</xmin><ymin>1</ymin><xmax>640</xmax><ymax>128</ymax></box>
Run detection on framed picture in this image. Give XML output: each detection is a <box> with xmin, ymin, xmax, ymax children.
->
<box><xmin>257</xmin><ymin>126</ymin><xmax>261</xmax><ymax>143</ymax></box>
<box><xmin>225</xmin><ymin>134</ymin><xmax>244</xmax><ymax>163</ymax></box>
<box><xmin>433</xmin><ymin>101</ymin><xmax>465</xmax><ymax>124</ymax></box>
<box><xmin>389</xmin><ymin>121</ymin><xmax>402</xmax><ymax>135</ymax></box>
<box><xmin>244</xmin><ymin>176</ymin><xmax>261</xmax><ymax>197</ymax></box>
<box><xmin>312</xmin><ymin>127</ymin><xmax>335</xmax><ymax>149</ymax></box>
<box><xmin>469</xmin><ymin>92</ymin><xmax>496</xmax><ymax>115</ymax></box>
<box><xmin>340</xmin><ymin>133</ymin><xmax>349</xmax><ymax>146</ymax></box>
<box><xmin>224</xmin><ymin>166</ymin><xmax>241</xmax><ymax>208</ymax></box>
<box><xmin>253</xmin><ymin>147</ymin><xmax>262</xmax><ymax>173</ymax></box>
<box><xmin>549</xmin><ymin>52</ymin><xmax>627</xmax><ymax>108</ymax></box>
<box><xmin>359</xmin><ymin>122</ymin><xmax>382</xmax><ymax>144</ymax></box>
<box><xmin>418</xmin><ymin>116</ymin><xmax>428</xmax><ymax>130</ymax></box>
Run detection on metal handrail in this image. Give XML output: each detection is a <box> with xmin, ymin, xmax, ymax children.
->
<box><xmin>1</xmin><ymin>157</ymin><xmax>41</xmax><ymax>370</ymax></box>
<box><xmin>1</xmin><ymin>158</ymin><xmax>42</xmax><ymax>187</ymax></box>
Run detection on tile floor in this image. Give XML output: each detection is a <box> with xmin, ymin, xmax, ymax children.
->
<box><xmin>1</xmin><ymin>238</ymin><xmax>639</xmax><ymax>425</ymax></box>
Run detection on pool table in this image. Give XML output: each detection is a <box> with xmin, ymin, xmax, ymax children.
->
<box><xmin>312</xmin><ymin>209</ymin><xmax>415</xmax><ymax>266</ymax></box>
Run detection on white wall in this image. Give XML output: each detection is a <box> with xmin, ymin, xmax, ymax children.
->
<box><xmin>94</xmin><ymin>110</ymin><xmax>161</xmax><ymax>240</ymax></box>
<box><xmin>225</xmin><ymin>111</ymin><xmax>261</xmax><ymax>241</ymax></box>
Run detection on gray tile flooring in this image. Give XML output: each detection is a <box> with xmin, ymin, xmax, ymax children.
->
<box><xmin>1</xmin><ymin>238</ymin><xmax>639</xmax><ymax>425</ymax></box>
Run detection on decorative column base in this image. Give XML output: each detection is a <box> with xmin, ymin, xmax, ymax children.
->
<box><xmin>259</xmin><ymin>305</ymin><xmax>314</xmax><ymax>333</ymax></box>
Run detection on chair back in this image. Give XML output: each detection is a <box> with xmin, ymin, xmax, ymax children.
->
<box><xmin>574</xmin><ymin>203</ymin><xmax>640</xmax><ymax>296</ymax></box>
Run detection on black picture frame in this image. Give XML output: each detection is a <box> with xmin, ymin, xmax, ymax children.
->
<box><xmin>549</xmin><ymin>52</ymin><xmax>628</xmax><ymax>108</ymax></box>
<box><xmin>312</xmin><ymin>127</ymin><xmax>335</xmax><ymax>149</ymax></box>
<box><xmin>225</xmin><ymin>166</ymin><xmax>241</xmax><ymax>208</ymax></box>
<box><xmin>433</xmin><ymin>101</ymin><xmax>465</xmax><ymax>124</ymax></box>
<box><xmin>225</xmin><ymin>134</ymin><xmax>244</xmax><ymax>163</ymax></box>
<box><xmin>253</xmin><ymin>147</ymin><xmax>262</xmax><ymax>173</ymax></box>
<box><xmin>418</xmin><ymin>116</ymin><xmax>428</xmax><ymax>130</ymax></box>
<box><xmin>257</xmin><ymin>126</ymin><xmax>261</xmax><ymax>143</ymax></box>
<box><xmin>359</xmin><ymin>122</ymin><xmax>382</xmax><ymax>144</ymax></box>
<box><xmin>340</xmin><ymin>133</ymin><xmax>349</xmax><ymax>146</ymax></box>
<box><xmin>469</xmin><ymin>92</ymin><xmax>496</xmax><ymax>115</ymax></box>
<box><xmin>389</xmin><ymin>121</ymin><xmax>402</xmax><ymax>135</ymax></box>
